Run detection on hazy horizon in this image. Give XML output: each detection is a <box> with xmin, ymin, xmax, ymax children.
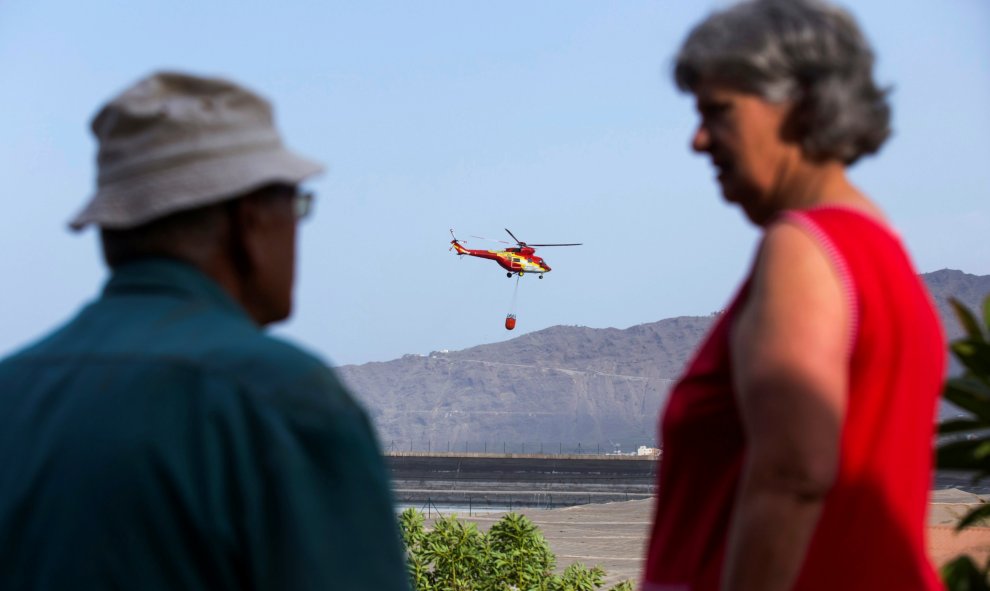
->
<box><xmin>2</xmin><ymin>0</ymin><xmax>987</xmax><ymax>366</ymax></box>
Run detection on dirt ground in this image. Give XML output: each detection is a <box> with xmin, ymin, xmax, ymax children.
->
<box><xmin>425</xmin><ymin>489</ymin><xmax>990</xmax><ymax>588</ymax></box>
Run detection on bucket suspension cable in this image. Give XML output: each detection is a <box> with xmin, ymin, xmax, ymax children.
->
<box><xmin>505</xmin><ymin>275</ymin><xmax>521</xmax><ymax>330</ymax></box>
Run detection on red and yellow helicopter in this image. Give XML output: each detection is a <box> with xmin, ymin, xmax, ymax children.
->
<box><xmin>449</xmin><ymin>228</ymin><xmax>581</xmax><ymax>279</ymax></box>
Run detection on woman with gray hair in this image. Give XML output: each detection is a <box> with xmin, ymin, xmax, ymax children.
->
<box><xmin>642</xmin><ymin>1</ymin><xmax>945</xmax><ymax>590</ymax></box>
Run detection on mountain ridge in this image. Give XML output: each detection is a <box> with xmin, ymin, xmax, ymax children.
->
<box><xmin>338</xmin><ymin>269</ymin><xmax>990</xmax><ymax>448</ymax></box>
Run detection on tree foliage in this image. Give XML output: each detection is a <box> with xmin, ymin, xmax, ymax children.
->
<box><xmin>398</xmin><ymin>508</ymin><xmax>633</xmax><ymax>591</ymax></box>
<box><xmin>938</xmin><ymin>296</ymin><xmax>990</xmax><ymax>590</ymax></box>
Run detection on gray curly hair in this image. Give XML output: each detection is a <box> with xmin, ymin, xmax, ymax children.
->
<box><xmin>674</xmin><ymin>0</ymin><xmax>891</xmax><ymax>165</ymax></box>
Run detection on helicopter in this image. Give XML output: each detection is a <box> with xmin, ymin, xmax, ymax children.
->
<box><xmin>449</xmin><ymin>228</ymin><xmax>581</xmax><ymax>278</ymax></box>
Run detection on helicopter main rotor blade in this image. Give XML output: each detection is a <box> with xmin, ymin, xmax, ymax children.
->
<box><xmin>471</xmin><ymin>235</ymin><xmax>512</xmax><ymax>245</ymax></box>
<box><xmin>526</xmin><ymin>243</ymin><xmax>583</xmax><ymax>247</ymax></box>
<box><xmin>504</xmin><ymin>228</ymin><xmax>524</xmax><ymax>245</ymax></box>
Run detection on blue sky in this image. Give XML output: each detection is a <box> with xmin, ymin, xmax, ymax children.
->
<box><xmin>1</xmin><ymin>1</ymin><xmax>988</xmax><ymax>366</ymax></box>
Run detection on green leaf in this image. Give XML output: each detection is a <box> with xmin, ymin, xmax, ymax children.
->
<box><xmin>940</xmin><ymin>418</ymin><xmax>990</xmax><ymax>435</ymax></box>
<box><xmin>946</xmin><ymin>376</ymin><xmax>990</xmax><ymax>399</ymax></box>
<box><xmin>940</xmin><ymin>554</ymin><xmax>990</xmax><ymax>591</ymax></box>
<box><xmin>956</xmin><ymin>503</ymin><xmax>990</xmax><ymax>531</ymax></box>
<box><xmin>937</xmin><ymin>437</ymin><xmax>990</xmax><ymax>471</ymax></box>
<box><xmin>951</xmin><ymin>298</ymin><xmax>987</xmax><ymax>343</ymax></box>
<box><xmin>944</xmin><ymin>377</ymin><xmax>990</xmax><ymax>422</ymax></box>
<box><xmin>953</xmin><ymin>342</ymin><xmax>990</xmax><ymax>380</ymax></box>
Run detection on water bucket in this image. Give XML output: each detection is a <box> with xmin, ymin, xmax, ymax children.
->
<box><xmin>504</xmin><ymin>314</ymin><xmax>516</xmax><ymax>330</ymax></box>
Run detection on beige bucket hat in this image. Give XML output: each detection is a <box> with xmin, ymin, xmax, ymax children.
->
<box><xmin>69</xmin><ymin>71</ymin><xmax>324</xmax><ymax>230</ymax></box>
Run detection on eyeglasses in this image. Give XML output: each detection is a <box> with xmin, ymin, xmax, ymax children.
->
<box><xmin>293</xmin><ymin>190</ymin><xmax>315</xmax><ymax>220</ymax></box>
<box><xmin>267</xmin><ymin>184</ymin><xmax>315</xmax><ymax>220</ymax></box>
<box><xmin>232</xmin><ymin>185</ymin><xmax>316</xmax><ymax>221</ymax></box>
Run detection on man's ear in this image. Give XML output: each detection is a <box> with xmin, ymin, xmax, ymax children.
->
<box><xmin>225</xmin><ymin>197</ymin><xmax>261</xmax><ymax>277</ymax></box>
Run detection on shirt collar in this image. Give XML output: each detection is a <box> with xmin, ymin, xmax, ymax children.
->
<box><xmin>102</xmin><ymin>257</ymin><xmax>253</xmax><ymax>324</ymax></box>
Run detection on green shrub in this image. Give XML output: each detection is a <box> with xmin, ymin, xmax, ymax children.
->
<box><xmin>937</xmin><ymin>295</ymin><xmax>990</xmax><ymax>590</ymax></box>
<box><xmin>398</xmin><ymin>508</ymin><xmax>633</xmax><ymax>591</ymax></box>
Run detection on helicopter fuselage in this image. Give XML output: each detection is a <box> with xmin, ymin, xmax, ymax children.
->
<box><xmin>450</xmin><ymin>241</ymin><xmax>551</xmax><ymax>276</ymax></box>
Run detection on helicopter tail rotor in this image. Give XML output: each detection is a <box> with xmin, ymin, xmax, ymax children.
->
<box><xmin>449</xmin><ymin>229</ymin><xmax>471</xmax><ymax>254</ymax></box>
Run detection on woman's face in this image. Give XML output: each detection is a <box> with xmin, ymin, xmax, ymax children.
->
<box><xmin>690</xmin><ymin>82</ymin><xmax>798</xmax><ymax>225</ymax></box>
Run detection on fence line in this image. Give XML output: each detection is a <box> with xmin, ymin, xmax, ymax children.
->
<box><xmin>400</xmin><ymin>490</ymin><xmax>651</xmax><ymax>516</ymax></box>
<box><xmin>385</xmin><ymin>440</ymin><xmax>659</xmax><ymax>456</ymax></box>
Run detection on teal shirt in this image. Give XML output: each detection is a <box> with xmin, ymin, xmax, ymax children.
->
<box><xmin>0</xmin><ymin>259</ymin><xmax>409</xmax><ymax>591</ymax></box>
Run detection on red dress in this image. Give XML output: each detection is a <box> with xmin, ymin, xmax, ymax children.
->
<box><xmin>642</xmin><ymin>207</ymin><xmax>946</xmax><ymax>591</ymax></box>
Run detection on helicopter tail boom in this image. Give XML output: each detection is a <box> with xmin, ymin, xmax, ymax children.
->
<box><xmin>450</xmin><ymin>239</ymin><xmax>470</xmax><ymax>255</ymax></box>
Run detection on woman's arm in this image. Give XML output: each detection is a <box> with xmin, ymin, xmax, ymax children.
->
<box><xmin>722</xmin><ymin>221</ymin><xmax>849</xmax><ymax>591</ymax></box>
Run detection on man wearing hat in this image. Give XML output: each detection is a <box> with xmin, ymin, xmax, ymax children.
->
<box><xmin>0</xmin><ymin>72</ymin><xmax>409</xmax><ymax>590</ymax></box>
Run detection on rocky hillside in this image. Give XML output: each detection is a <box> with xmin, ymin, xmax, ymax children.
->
<box><xmin>921</xmin><ymin>269</ymin><xmax>990</xmax><ymax>340</ymax></box>
<box><xmin>339</xmin><ymin>270</ymin><xmax>989</xmax><ymax>449</ymax></box>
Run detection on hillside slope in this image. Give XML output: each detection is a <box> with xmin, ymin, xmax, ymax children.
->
<box><xmin>338</xmin><ymin>269</ymin><xmax>989</xmax><ymax>448</ymax></box>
